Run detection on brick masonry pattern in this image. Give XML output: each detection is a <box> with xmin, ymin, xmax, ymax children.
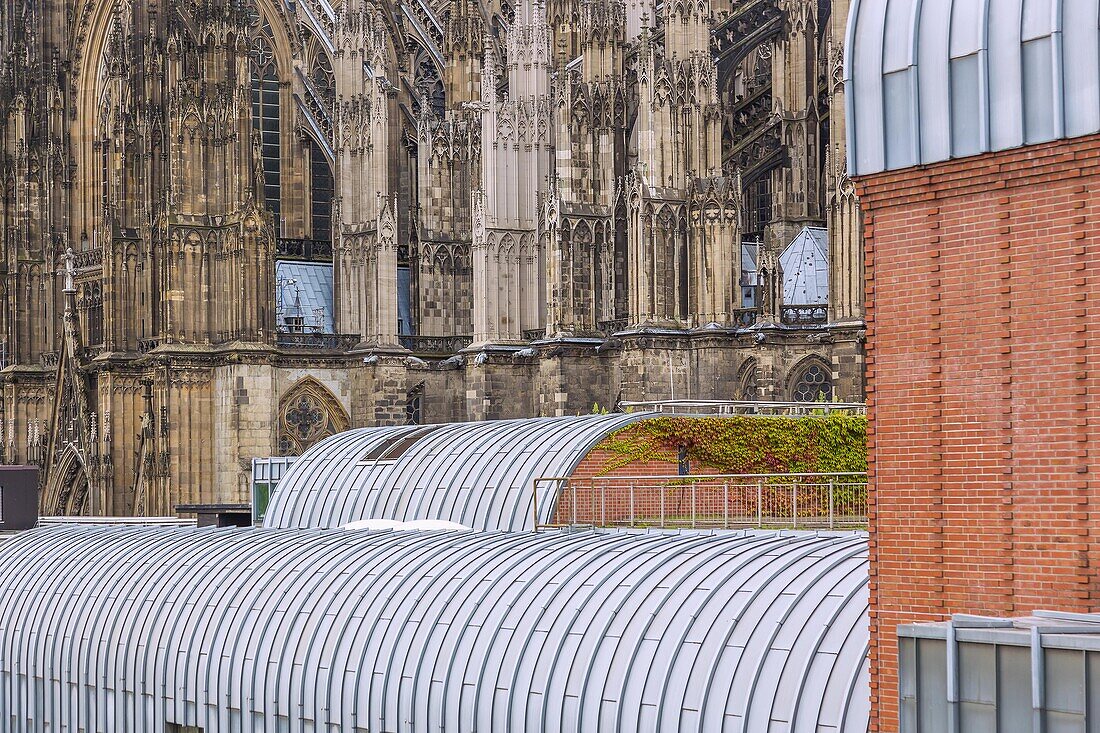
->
<box><xmin>855</xmin><ymin>134</ymin><xmax>1100</xmax><ymax>733</ymax></box>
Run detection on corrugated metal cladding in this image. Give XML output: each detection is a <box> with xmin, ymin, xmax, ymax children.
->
<box><xmin>898</xmin><ymin>612</ymin><xmax>1100</xmax><ymax>733</ymax></box>
<box><xmin>0</xmin><ymin>526</ymin><xmax>869</xmax><ymax>733</ymax></box>
<box><xmin>263</xmin><ymin>413</ymin><xmax>651</xmax><ymax>531</ymax></box>
<box><xmin>845</xmin><ymin>0</ymin><xmax>1100</xmax><ymax>176</ymax></box>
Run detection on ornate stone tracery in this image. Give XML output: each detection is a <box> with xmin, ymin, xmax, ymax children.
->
<box><xmin>0</xmin><ymin>0</ymin><xmax>863</xmax><ymax>513</ymax></box>
<box><xmin>788</xmin><ymin>356</ymin><xmax>834</xmax><ymax>402</ymax></box>
<box><xmin>278</xmin><ymin>378</ymin><xmax>350</xmax><ymax>455</ymax></box>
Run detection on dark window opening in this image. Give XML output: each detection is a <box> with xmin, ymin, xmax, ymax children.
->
<box><xmin>791</xmin><ymin>361</ymin><xmax>834</xmax><ymax>402</ymax></box>
<box><xmin>309</xmin><ymin>139</ymin><xmax>333</xmax><ymax>244</ymax></box>
<box><xmin>740</xmin><ymin>361</ymin><xmax>759</xmax><ymax>401</ymax></box>
<box><xmin>251</xmin><ymin>31</ymin><xmax>281</xmax><ymax>230</ymax></box>
<box><xmin>744</xmin><ymin>176</ymin><xmax>772</xmax><ymax>242</ymax></box>
<box><xmin>406</xmin><ymin>394</ymin><xmax>422</xmax><ymax>425</ymax></box>
<box><xmin>361</xmin><ymin>425</ymin><xmax>441</xmax><ymax>462</ymax></box>
<box><xmin>677</xmin><ymin>446</ymin><xmax>690</xmax><ymax>476</ymax></box>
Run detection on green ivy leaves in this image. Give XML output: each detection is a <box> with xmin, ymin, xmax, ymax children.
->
<box><xmin>595</xmin><ymin>414</ymin><xmax>868</xmax><ymax>477</ymax></box>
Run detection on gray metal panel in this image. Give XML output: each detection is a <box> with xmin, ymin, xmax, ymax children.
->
<box><xmin>0</xmin><ymin>526</ymin><xmax>869</xmax><ymax>732</ymax></box>
<box><xmin>263</xmin><ymin>413</ymin><xmax>653</xmax><ymax>531</ymax></box>
<box><xmin>1063</xmin><ymin>0</ymin><xmax>1100</xmax><ymax>138</ymax></box>
<box><xmin>781</xmin><ymin>227</ymin><xmax>830</xmax><ymax>306</ymax></box>
<box><xmin>898</xmin><ymin>614</ymin><xmax>1100</xmax><ymax>732</ymax></box>
<box><xmin>847</xmin><ymin>0</ymin><xmax>1100</xmax><ymax>175</ymax></box>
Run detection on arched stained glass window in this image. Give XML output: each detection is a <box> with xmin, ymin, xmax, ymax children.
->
<box><xmin>251</xmin><ymin>29</ymin><xmax>281</xmax><ymax>228</ymax></box>
<box><xmin>278</xmin><ymin>378</ymin><xmax>349</xmax><ymax>456</ymax></box>
<box><xmin>790</xmin><ymin>358</ymin><xmax>834</xmax><ymax>402</ymax></box>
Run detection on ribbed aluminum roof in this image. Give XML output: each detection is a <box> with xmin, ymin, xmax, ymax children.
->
<box><xmin>0</xmin><ymin>526</ymin><xmax>870</xmax><ymax>732</ymax></box>
<box><xmin>846</xmin><ymin>0</ymin><xmax>1100</xmax><ymax>176</ymax></box>
<box><xmin>263</xmin><ymin>413</ymin><xmax>651</xmax><ymax>531</ymax></box>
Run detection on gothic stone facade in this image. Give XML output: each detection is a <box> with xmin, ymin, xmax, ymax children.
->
<box><xmin>0</xmin><ymin>0</ymin><xmax>863</xmax><ymax>515</ymax></box>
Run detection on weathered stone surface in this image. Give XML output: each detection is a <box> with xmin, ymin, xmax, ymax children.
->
<box><xmin>0</xmin><ymin>0</ymin><xmax>863</xmax><ymax>514</ymax></box>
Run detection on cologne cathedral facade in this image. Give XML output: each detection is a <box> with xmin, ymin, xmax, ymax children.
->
<box><xmin>0</xmin><ymin>0</ymin><xmax>863</xmax><ymax>515</ymax></box>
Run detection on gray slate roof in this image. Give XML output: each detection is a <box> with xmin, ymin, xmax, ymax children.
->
<box><xmin>781</xmin><ymin>227</ymin><xmax>829</xmax><ymax>306</ymax></box>
<box><xmin>275</xmin><ymin>260</ymin><xmax>335</xmax><ymax>333</ymax></box>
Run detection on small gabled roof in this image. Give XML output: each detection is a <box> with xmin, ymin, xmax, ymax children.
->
<box><xmin>781</xmin><ymin>227</ymin><xmax>829</xmax><ymax>306</ymax></box>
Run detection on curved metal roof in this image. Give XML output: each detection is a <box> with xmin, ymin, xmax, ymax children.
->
<box><xmin>845</xmin><ymin>0</ymin><xmax>1100</xmax><ymax>176</ymax></box>
<box><xmin>263</xmin><ymin>413</ymin><xmax>651</xmax><ymax>531</ymax></box>
<box><xmin>0</xmin><ymin>526</ymin><xmax>869</xmax><ymax>732</ymax></box>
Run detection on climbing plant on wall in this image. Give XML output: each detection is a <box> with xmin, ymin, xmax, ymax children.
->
<box><xmin>592</xmin><ymin>414</ymin><xmax>867</xmax><ymax>476</ymax></box>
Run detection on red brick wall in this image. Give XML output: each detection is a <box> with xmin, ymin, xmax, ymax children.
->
<box><xmin>552</xmin><ymin>444</ymin><xmax>691</xmax><ymax>525</ymax></box>
<box><xmin>857</xmin><ymin>135</ymin><xmax>1100</xmax><ymax>732</ymax></box>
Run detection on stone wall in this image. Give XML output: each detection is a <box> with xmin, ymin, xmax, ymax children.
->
<box><xmin>10</xmin><ymin>323</ymin><xmax>863</xmax><ymax>519</ymax></box>
<box><xmin>212</xmin><ymin>363</ymin><xmax>276</xmax><ymax>506</ymax></box>
<box><xmin>402</xmin><ymin>327</ymin><xmax>865</xmax><ymax>421</ymax></box>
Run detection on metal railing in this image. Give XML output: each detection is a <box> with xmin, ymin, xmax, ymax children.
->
<box><xmin>276</xmin><ymin>332</ymin><xmax>360</xmax><ymax>350</ymax></box>
<box><xmin>399</xmin><ymin>334</ymin><xmax>472</xmax><ymax>354</ymax></box>
<box><xmin>617</xmin><ymin>399</ymin><xmax>866</xmax><ymax>416</ymax></box>
<box><xmin>37</xmin><ymin>516</ymin><xmax>197</xmax><ymax>527</ymax></box>
<box><xmin>533</xmin><ymin>472</ymin><xmax>867</xmax><ymax>531</ymax></box>
<box><xmin>276</xmin><ymin>238</ymin><xmax>333</xmax><ymax>261</ymax></box>
<box><xmin>781</xmin><ymin>305</ymin><xmax>829</xmax><ymax>325</ymax></box>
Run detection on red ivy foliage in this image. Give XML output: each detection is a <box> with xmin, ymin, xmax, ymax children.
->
<box><xmin>595</xmin><ymin>414</ymin><xmax>867</xmax><ymax>476</ymax></box>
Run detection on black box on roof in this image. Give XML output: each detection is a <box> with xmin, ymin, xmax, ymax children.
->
<box><xmin>0</xmin><ymin>466</ymin><xmax>39</xmax><ymax>531</ymax></box>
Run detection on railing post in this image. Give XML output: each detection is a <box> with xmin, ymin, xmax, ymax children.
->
<box><xmin>630</xmin><ymin>482</ymin><xmax>635</xmax><ymax>528</ymax></box>
<box><xmin>661</xmin><ymin>483</ymin><xmax>666</xmax><ymax>529</ymax></box>
<box><xmin>792</xmin><ymin>483</ymin><xmax>798</xmax><ymax>529</ymax></box>
<box><xmin>724</xmin><ymin>482</ymin><xmax>729</xmax><ymax>530</ymax></box>
<box><xmin>691</xmin><ymin>482</ymin><xmax>697</xmax><ymax>529</ymax></box>
<box><xmin>829</xmin><ymin>478</ymin><xmax>835</xmax><ymax>531</ymax></box>
<box><xmin>601</xmin><ymin>482</ymin><xmax>606</xmax><ymax>527</ymax></box>
<box><xmin>757</xmin><ymin>481</ymin><xmax>763</xmax><ymax>528</ymax></box>
<box><xmin>572</xmin><ymin>480</ymin><xmax>577</xmax><ymax>526</ymax></box>
<box><xmin>532</xmin><ymin>479</ymin><xmax>540</xmax><ymax>532</ymax></box>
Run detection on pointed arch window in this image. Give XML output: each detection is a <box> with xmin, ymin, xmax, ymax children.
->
<box><xmin>278</xmin><ymin>378</ymin><xmax>349</xmax><ymax>456</ymax></box>
<box><xmin>413</xmin><ymin>51</ymin><xmax>445</xmax><ymax>118</ymax></box>
<box><xmin>790</xmin><ymin>358</ymin><xmax>834</xmax><ymax>402</ymax></box>
<box><xmin>738</xmin><ymin>359</ymin><xmax>759</xmax><ymax>401</ymax></box>
<box><xmin>251</xmin><ymin>29</ymin><xmax>281</xmax><ymax>229</ymax></box>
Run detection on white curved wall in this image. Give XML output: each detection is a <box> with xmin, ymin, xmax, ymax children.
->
<box><xmin>846</xmin><ymin>0</ymin><xmax>1100</xmax><ymax>175</ymax></box>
